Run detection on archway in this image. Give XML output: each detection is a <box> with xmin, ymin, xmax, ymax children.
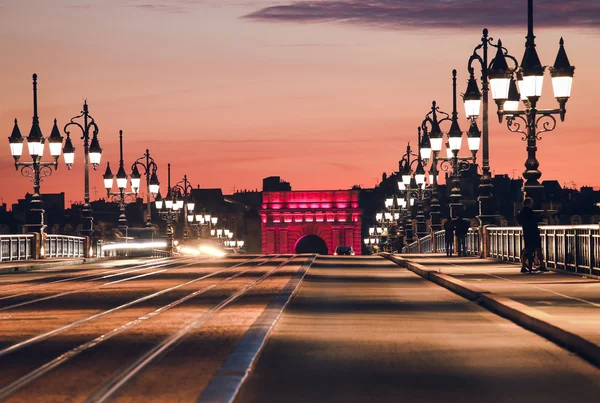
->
<box><xmin>295</xmin><ymin>235</ymin><xmax>328</xmax><ymax>255</ymax></box>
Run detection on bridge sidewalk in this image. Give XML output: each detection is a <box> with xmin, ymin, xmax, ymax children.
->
<box><xmin>390</xmin><ymin>253</ymin><xmax>600</xmax><ymax>366</ymax></box>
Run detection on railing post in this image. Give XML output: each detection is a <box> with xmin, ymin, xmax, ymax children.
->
<box><xmin>573</xmin><ymin>229</ymin><xmax>579</xmax><ymax>272</ymax></box>
<box><xmin>481</xmin><ymin>225</ymin><xmax>492</xmax><ymax>259</ymax></box>
<box><xmin>589</xmin><ymin>230</ymin><xmax>594</xmax><ymax>272</ymax></box>
<box><xmin>563</xmin><ymin>229</ymin><xmax>568</xmax><ymax>270</ymax></box>
<box><xmin>34</xmin><ymin>233</ymin><xmax>43</xmax><ymax>260</ymax></box>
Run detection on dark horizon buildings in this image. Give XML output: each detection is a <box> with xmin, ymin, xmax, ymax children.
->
<box><xmin>2</xmin><ymin>174</ymin><xmax>599</xmax><ymax>253</ymax></box>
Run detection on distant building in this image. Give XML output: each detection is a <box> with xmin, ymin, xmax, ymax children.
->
<box><xmin>11</xmin><ymin>192</ymin><xmax>66</xmax><ymax>232</ymax></box>
<box><xmin>263</xmin><ymin>176</ymin><xmax>291</xmax><ymax>192</ymax></box>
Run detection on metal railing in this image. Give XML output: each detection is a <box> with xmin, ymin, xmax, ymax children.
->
<box><xmin>407</xmin><ymin>240</ymin><xmax>419</xmax><ymax>253</ymax></box>
<box><xmin>434</xmin><ymin>230</ymin><xmax>445</xmax><ymax>253</ymax></box>
<box><xmin>489</xmin><ymin>225</ymin><xmax>600</xmax><ymax>276</ymax></box>
<box><xmin>0</xmin><ymin>234</ymin><xmax>35</xmax><ymax>262</ymax></box>
<box><xmin>402</xmin><ymin>229</ymin><xmax>479</xmax><ymax>255</ymax></box>
<box><xmin>45</xmin><ymin>235</ymin><xmax>85</xmax><ymax>258</ymax></box>
<box><xmin>94</xmin><ymin>240</ymin><xmax>103</xmax><ymax>258</ymax></box>
<box><xmin>152</xmin><ymin>249</ymin><xmax>171</xmax><ymax>258</ymax></box>
<box><xmin>419</xmin><ymin>234</ymin><xmax>431</xmax><ymax>254</ymax></box>
<box><xmin>466</xmin><ymin>228</ymin><xmax>480</xmax><ymax>256</ymax></box>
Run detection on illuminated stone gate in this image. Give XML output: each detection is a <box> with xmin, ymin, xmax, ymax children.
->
<box><xmin>260</xmin><ymin>190</ymin><xmax>362</xmax><ymax>255</ymax></box>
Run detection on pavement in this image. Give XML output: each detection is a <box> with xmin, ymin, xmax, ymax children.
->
<box><xmin>385</xmin><ymin>253</ymin><xmax>600</xmax><ymax>367</ymax></box>
<box><xmin>235</xmin><ymin>255</ymin><xmax>600</xmax><ymax>403</ymax></box>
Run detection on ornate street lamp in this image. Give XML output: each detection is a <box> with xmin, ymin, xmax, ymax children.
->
<box><xmin>131</xmin><ymin>149</ymin><xmax>160</xmax><ymax>228</ymax></box>
<box><xmin>7</xmin><ymin>74</ymin><xmax>63</xmax><ymax>235</ymax></box>
<box><xmin>424</xmin><ymin>70</ymin><xmax>480</xmax><ymax>222</ymax></box>
<box><xmin>172</xmin><ymin>175</ymin><xmax>194</xmax><ymax>240</ymax></box>
<box><xmin>464</xmin><ymin>27</ymin><xmax>518</xmax><ymax>226</ymax></box>
<box><xmin>399</xmin><ymin>132</ymin><xmax>432</xmax><ymax>240</ymax></box>
<box><xmin>63</xmin><ymin>101</ymin><xmax>102</xmax><ymax>237</ymax></box>
<box><xmin>103</xmin><ymin>130</ymin><xmax>137</xmax><ymax>233</ymax></box>
<box><xmin>188</xmin><ymin>211</ymin><xmax>218</xmax><ymax>239</ymax></box>
<box><xmin>491</xmin><ymin>0</ymin><xmax>575</xmax><ymax>210</ymax></box>
<box><xmin>156</xmin><ymin>163</ymin><xmax>181</xmax><ymax>254</ymax></box>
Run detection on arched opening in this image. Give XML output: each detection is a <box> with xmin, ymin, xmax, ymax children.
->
<box><xmin>295</xmin><ymin>235</ymin><xmax>328</xmax><ymax>255</ymax></box>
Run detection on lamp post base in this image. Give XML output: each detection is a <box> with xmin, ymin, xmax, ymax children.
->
<box><xmin>81</xmin><ymin>203</ymin><xmax>93</xmax><ymax>238</ymax></box>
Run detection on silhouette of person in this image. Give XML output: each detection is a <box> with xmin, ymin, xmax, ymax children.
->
<box><xmin>455</xmin><ymin>215</ymin><xmax>468</xmax><ymax>257</ymax></box>
<box><xmin>443</xmin><ymin>219</ymin><xmax>454</xmax><ymax>257</ymax></box>
<box><xmin>517</xmin><ymin>198</ymin><xmax>548</xmax><ymax>273</ymax></box>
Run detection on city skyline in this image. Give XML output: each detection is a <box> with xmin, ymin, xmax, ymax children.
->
<box><xmin>1</xmin><ymin>0</ymin><xmax>599</xmax><ymax>207</ymax></box>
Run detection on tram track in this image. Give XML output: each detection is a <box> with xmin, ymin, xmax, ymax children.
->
<box><xmin>0</xmin><ymin>255</ymin><xmax>282</xmax><ymax>401</ymax></box>
<box><xmin>0</xmin><ymin>258</ymin><xmax>174</xmax><ymax>303</ymax></box>
<box><xmin>0</xmin><ymin>257</ymin><xmax>201</xmax><ymax>312</ymax></box>
<box><xmin>0</xmin><ymin>258</ymin><xmax>170</xmax><ymax>294</ymax></box>
<box><xmin>86</xmin><ymin>255</ymin><xmax>298</xmax><ymax>403</ymax></box>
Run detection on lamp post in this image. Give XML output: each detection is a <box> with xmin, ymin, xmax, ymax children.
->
<box><xmin>102</xmin><ymin>130</ymin><xmax>137</xmax><ymax>233</ymax></box>
<box><xmin>63</xmin><ymin>101</ymin><xmax>102</xmax><ymax>237</ymax></box>
<box><xmin>188</xmin><ymin>212</ymin><xmax>218</xmax><ymax>239</ymax></box>
<box><xmin>131</xmin><ymin>149</ymin><xmax>160</xmax><ymax>228</ymax></box>
<box><xmin>399</xmin><ymin>135</ymin><xmax>431</xmax><ymax>240</ymax></box>
<box><xmin>155</xmin><ymin>163</ymin><xmax>180</xmax><ymax>254</ymax></box>
<box><xmin>463</xmin><ymin>27</ymin><xmax>508</xmax><ymax>225</ymax></box>
<box><xmin>8</xmin><ymin>74</ymin><xmax>63</xmax><ymax>236</ymax></box>
<box><xmin>172</xmin><ymin>175</ymin><xmax>194</xmax><ymax>240</ymax></box>
<box><xmin>422</xmin><ymin>70</ymin><xmax>480</xmax><ymax>221</ymax></box>
<box><xmin>489</xmin><ymin>0</ymin><xmax>574</xmax><ymax>211</ymax></box>
<box><xmin>383</xmin><ymin>195</ymin><xmax>403</xmax><ymax>252</ymax></box>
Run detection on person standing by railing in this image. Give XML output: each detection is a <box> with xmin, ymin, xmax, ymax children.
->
<box><xmin>517</xmin><ymin>198</ymin><xmax>548</xmax><ymax>273</ymax></box>
<box><xmin>443</xmin><ymin>219</ymin><xmax>454</xmax><ymax>257</ymax></box>
<box><xmin>455</xmin><ymin>215</ymin><xmax>468</xmax><ymax>257</ymax></box>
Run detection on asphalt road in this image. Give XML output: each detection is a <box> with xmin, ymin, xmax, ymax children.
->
<box><xmin>0</xmin><ymin>255</ymin><xmax>599</xmax><ymax>402</ymax></box>
<box><xmin>236</xmin><ymin>255</ymin><xmax>600</xmax><ymax>403</ymax></box>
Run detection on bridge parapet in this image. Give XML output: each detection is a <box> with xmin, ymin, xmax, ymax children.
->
<box><xmin>488</xmin><ymin>225</ymin><xmax>600</xmax><ymax>276</ymax></box>
<box><xmin>0</xmin><ymin>234</ymin><xmax>35</xmax><ymax>262</ymax></box>
<box><xmin>0</xmin><ymin>234</ymin><xmax>103</xmax><ymax>262</ymax></box>
<box><xmin>402</xmin><ymin>225</ymin><xmax>600</xmax><ymax>277</ymax></box>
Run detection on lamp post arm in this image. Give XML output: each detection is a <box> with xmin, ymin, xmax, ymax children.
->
<box><xmin>63</xmin><ymin>121</ymin><xmax>85</xmax><ymax>138</ymax></box>
<box><xmin>506</xmin><ymin>115</ymin><xmax>529</xmax><ymax>140</ymax></box>
<box><xmin>15</xmin><ymin>161</ymin><xmax>57</xmax><ymax>168</ymax></box>
<box><xmin>86</xmin><ymin>120</ymin><xmax>99</xmax><ymax>141</ymax></box>
<box><xmin>535</xmin><ymin>114</ymin><xmax>557</xmax><ymax>139</ymax></box>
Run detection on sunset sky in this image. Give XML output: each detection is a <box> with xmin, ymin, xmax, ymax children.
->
<box><xmin>1</xmin><ymin>0</ymin><xmax>599</xmax><ymax>208</ymax></box>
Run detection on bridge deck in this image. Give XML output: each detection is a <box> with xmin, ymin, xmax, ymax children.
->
<box><xmin>0</xmin><ymin>255</ymin><xmax>599</xmax><ymax>401</ymax></box>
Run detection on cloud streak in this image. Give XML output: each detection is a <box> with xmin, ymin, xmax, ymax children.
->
<box><xmin>244</xmin><ymin>0</ymin><xmax>600</xmax><ymax>31</ymax></box>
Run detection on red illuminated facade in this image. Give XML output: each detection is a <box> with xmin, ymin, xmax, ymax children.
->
<box><xmin>260</xmin><ymin>190</ymin><xmax>362</xmax><ymax>255</ymax></box>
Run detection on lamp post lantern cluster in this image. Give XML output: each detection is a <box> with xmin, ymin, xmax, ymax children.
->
<box><xmin>484</xmin><ymin>0</ymin><xmax>575</xmax><ymax>211</ymax></box>
<box><xmin>8</xmin><ymin>74</ymin><xmax>64</xmax><ymax>235</ymax></box>
<box><xmin>188</xmin><ymin>212</ymin><xmax>218</xmax><ymax>239</ymax></box>
<box><xmin>420</xmin><ymin>70</ymin><xmax>480</xmax><ymax>221</ymax></box>
<box><xmin>131</xmin><ymin>149</ymin><xmax>160</xmax><ymax>228</ymax></box>
<box><xmin>102</xmin><ymin>130</ymin><xmax>138</xmax><ymax>233</ymax></box>
<box><xmin>399</xmin><ymin>136</ymin><xmax>432</xmax><ymax>241</ymax></box>
<box><xmin>63</xmin><ymin>101</ymin><xmax>102</xmax><ymax>237</ymax></box>
<box><xmin>154</xmin><ymin>164</ymin><xmax>182</xmax><ymax>254</ymax></box>
<box><xmin>171</xmin><ymin>175</ymin><xmax>195</xmax><ymax>240</ymax></box>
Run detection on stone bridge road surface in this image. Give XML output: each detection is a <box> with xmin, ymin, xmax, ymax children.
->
<box><xmin>236</xmin><ymin>255</ymin><xmax>600</xmax><ymax>403</ymax></box>
<box><xmin>0</xmin><ymin>255</ymin><xmax>306</xmax><ymax>402</ymax></box>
